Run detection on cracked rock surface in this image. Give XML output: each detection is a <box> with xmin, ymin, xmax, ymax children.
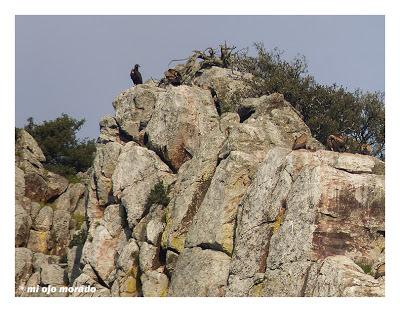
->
<box><xmin>15</xmin><ymin>66</ymin><xmax>384</xmax><ymax>297</ymax></box>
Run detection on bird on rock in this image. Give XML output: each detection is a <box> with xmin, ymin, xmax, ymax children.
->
<box><xmin>130</xmin><ymin>64</ymin><xmax>143</xmax><ymax>85</ymax></box>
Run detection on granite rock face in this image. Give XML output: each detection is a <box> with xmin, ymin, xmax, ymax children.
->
<box><xmin>15</xmin><ymin>65</ymin><xmax>385</xmax><ymax>297</ymax></box>
<box><xmin>227</xmin><ymin>147</ymin><xmax>384</xmax><ymax>296</ymax></box>
<box><xmin>15</xmin><ymin>129</ymin><xmax>90</xmax><ymax>295</ymax></box>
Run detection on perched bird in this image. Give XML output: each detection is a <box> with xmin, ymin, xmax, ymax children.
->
<box><xmin>327</xmin><ymin>134</ymin><xmax>346</xmax><ymax>152</ymax></box>
<box><xmin>130</xmin><ymin>64</ymin><xmax>143</xmax><ymax>85</ymax></box>
<box><xmin>292</xmin><ymin>133</ymin><xmax>308</xmax><ymax>150</ymax></box>
<box><xmin>164</xmin><ymin>68</ymin><xmax>182</xmax><ymax>86</ymax></box>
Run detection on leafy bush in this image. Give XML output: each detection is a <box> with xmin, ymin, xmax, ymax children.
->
<box><xmin>233</xmin><ymin>43</ymin><xmax>385</xmax><ymax>159</ymax></box>
<box><xmin>21</xmin><ymin>114</ymin><xmax>96</xmax><ymax>177</ymax></box>
<box><xmin>65</xmin><ymin>174</ymin><xmax>83</xmax><ymax>184</ymax></box>
<box><xmin>355</xmin><ymin>261</ymin><xmax>373</xmax><ymax>275</ymax></box>
<box><xmin>145</xmin><ymin>181</ymin><xmax>170</xmax><ymax>211</ymax></box>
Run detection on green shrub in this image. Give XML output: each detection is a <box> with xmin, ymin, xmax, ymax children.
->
<box><xmin>355</xmin><ymin>261</ymin><xmax>373</xmax><ymax>275</ymax></box>
<box><xmin>66</xmin><ymin>174</ymin><xmax>83</xmax><ymax>184</ymax></box>
<box><xmin>22</xmin><ymin>114</ymin><xmax>96</xmax><ymax>176</ymax></box>
<box><xmin>233</xmin><ymin>42</ymin><xmax>385</xmax><ymax>159</ymax></box>
<box><xmin>145</xmin><ymin>181</ymin><xmax>170</xmax><ymax>211</ymax></box>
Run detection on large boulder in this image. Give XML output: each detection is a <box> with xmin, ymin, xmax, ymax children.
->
<box><xmin>220</xmin><ymin>93</ymin><xmax>323</xmax><ymax>158</ymax></box>
<box><xmin>185</xmin><ymin>151</ymin><xmax>259</xmax><ymax>256</ymax></box>
<box><xmin>40</xmin><ymin>263</ymin><xmax>66</xmax><ymax>286</ymax></box>
<box><xmin>112</xmin><ymin>84</ymin><xmax>163</xmax><ymax>141</ymax></box>
<box><xmin>141</xmin><ymin>270</ymin><xmax>169</xmax><ymax>297</ymax></box>
<box><xmin>15</xmin><ymin>129</ymin><xmax>46</xmax><ymax>174</ymax></box>
<box><xmin>32</xmin><ymin>205</ymin><xmax>53</xmax><ymax>231</ymax></box>
<box><xmin>71</xmin><ymin>265</ymin><xmax>111</xmax><ymax>297</ymax></box>
<box><xmin>111</xmin><ymin>239</ymin><xmax>141</xmax><ymax>297</ymax></box>
<box><xmin>193</xmin><ymin>66</ymin><xmax>252</xmax><ymax>113</ymax></box>
<box><xmin>98</xmin><ymin>115</ymin><xmax>121</xmax><ymax>144</ymax></box>
<box><xmin>112</xmin><ymin>142</ymin><xmax>175</xmax><ymax>228</ymax></box>
<box><xmin>92</xmin><ymin>142</ymin><xmax>123</xmax><ymax>207</ymax></box>
<box><xmin>82</xmin><ymin>223</ymin><xmax>126</xmax><ymax>285</ymax></box>
<box><xmin>168</xmin><ymin>247</ymin><xmax>230</xmax><ymax>296</ymax></box>
<box><xmin>15</xmin><ymin>201</ymin><xmax>32</xmax><ymax>247</ymax></box>
<box><xmin>145</xmin><ymin>85</ymin><xmax>220</xmax><ymax>171</ymax></box>
<box><xmin>24</xmin><ymin>171</ymin><xmax>68</xmax><ymax>203</ymax></box>
<box><xmin>138</xmin><ymin>242</ymin><xmax>162</xmax><ymax>273</ymax></box>
<box><xmin>15</xmin><ymin>248</ymin><xmax>33</xmax><ymax>295</ymax></box>
<box><xmin>15</xmin><ymin>166</ymin><xmax>25</xmax><ymax>199</ymax></box>
<box><xmin>45</xmin><ymin>172</ymin><xmax>69</xmax><ymax>200</ymax></box>
<box><xmin>50</xmin><ymin>210</ymin><xmax>71</xmax><ymax>255</ymax></box>
<box><xmin>16</xmin><ymin>129</ymin><xmax>69</xmax><ymax>202</ymax></box>
<box><xmin>161</xmin><ymin>129</ymin><xmax>225</xmax><ymax>253</ymax></box>
<box><xmin>53</xmin><ymin>182</ymin><xmax>86</xmax><ymax>212</ymax></box>
<box><xmin>23</xmin><ymin>173</ymin><xmax>49</xmax><ymax>203</ymax></box>
<box><xmin>305</xmin><ymin>256</ymin><xmax>384</xmax><ymax>296</ymax></box>
<box><xmin>27</xmin><ymin>230</ymin><xmax>50</xmax><ymax>254</ymax></box>
<box><xmin>227</xmin><ymin>147</ymin><xmax>385</xmax><ymax>296</ymax></box>
<box><xmin>32</xmin><ymin>252</ymin><xmax>60</xmax><ymax>271</ymax></box>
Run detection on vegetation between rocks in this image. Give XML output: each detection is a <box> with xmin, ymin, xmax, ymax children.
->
<box><xmin>17</xmin><ymin>113</ymin><xmax>96</xmax><ymax>177</ymax></box>
<box><xmin>69</xmin><ymin>228</ymin><xmax>88</xmax><ymax>248</ymax></box>
<box><xmin>145</xmin><ymin>181</ymin><xmax>170</xmax><ymax>211</ymax></box>
<box><xmin>231</xmin><ymin>42</ymin><xmax>385</xmax><ymax>159</ymax></box>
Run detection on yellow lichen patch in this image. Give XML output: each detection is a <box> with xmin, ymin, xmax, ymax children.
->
<box><xmin>170</xmin><ymin>235</ymin><xmax>185</xmax><ymax>253</ymax></box>
<box><xmin>249</xmin><ymin>283</ymin><xmax>264</xmax><ymax>297</ymax></box>
<box><xmin>272</xmin><ymin>207</ymin><xmax>286</xmax><ymax>234</ymax></box>
<box><xmin>26</xmin><ymin>230</ymin><xmax>49</xmax><ymax>254</ymax></box>
<box><xmin>37</xmin><ymin>231</ymin><xmax>49</xmax><ymax>252</ymax></box>
<box><xmin>159</xmin><ymin>285</ymin><xmax>169</xmax><ymax>297</ymax></box>
<box><xmin>158</xmin><ymin>284</ymin><xmax>168</xmax><ymax>297</ymax></box>
<box><xmin>221</xmin><ymin>223</ymin><xmax>234</xmax><ymax>256</ymax></box>
<box><xmin>125</xmin><ymin>276</ymin><xmax>137</xmax><ymax>294</ymax></box>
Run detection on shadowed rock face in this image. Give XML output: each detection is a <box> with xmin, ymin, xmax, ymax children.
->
<box><xmin>15</xmin><ymin>66</ymin><xmax>385</xmax><ymax>297</ymax></box>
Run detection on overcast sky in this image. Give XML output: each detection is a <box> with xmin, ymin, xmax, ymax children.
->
<box><xmin>15</xmin><ymin>15</ymin><xmax>384</xmax><ymax>139</ymax></box>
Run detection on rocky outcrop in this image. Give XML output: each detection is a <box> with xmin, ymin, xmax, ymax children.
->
<box><xmin>15</xmin><ymin>130</ymin><xmax>88</xmax><ymax>295</ymax></box>
<box><xmin>227</xmin><ymin>147</ymin><xmax>384</xmax><ymax>296</ymax></box>
<box><xmin>16</xmin><ymin>65</ymin><xmax>385</xmax><ymax>297</ymax></box>
<box><xmin>111</xmin><ymin>143</ymin><xmax>175</xmax><ymax>228</ymax></box>
<box><xmin>16</xmin><ymin>129</ymin><xmax>69</xmax><ymax>203</ymax></box>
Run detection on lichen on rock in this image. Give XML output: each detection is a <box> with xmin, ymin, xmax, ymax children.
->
<box><xmin>15</xmin><ymin>63</ymin><xmax>385</xmax><ymax>297</ymax></box>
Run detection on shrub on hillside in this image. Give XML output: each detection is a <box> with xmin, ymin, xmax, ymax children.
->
<box><xmin>233</xmin><ymin>42</ymin><xmax>385</xmax><ymax>159</ymax></box>
<box><xmin>20</xmin><ymin>113</ymin><xmax>96</xmax><ymax>177</ymax></box>
<box><xmin>145</xmin><ymin>181</ymin><xmax>170</xmax><ymax>211</ymax></box>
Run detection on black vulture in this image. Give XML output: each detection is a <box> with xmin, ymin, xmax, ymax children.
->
<box><xmin>130</xmin><ymin>64</ymin><xmax>143</xmax><ymax>85</ymax></box>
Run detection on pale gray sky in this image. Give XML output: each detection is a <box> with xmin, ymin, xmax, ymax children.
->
<box><xmin>15</xmin><ymin>15</ymin><xmax>384</xmax><ymax>139</ymax></box>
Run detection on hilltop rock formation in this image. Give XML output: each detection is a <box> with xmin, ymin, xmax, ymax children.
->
<box><xmin>15</xmin><ymin>64</ymin><xmax>385</xmax><ymax>297</ymax></box>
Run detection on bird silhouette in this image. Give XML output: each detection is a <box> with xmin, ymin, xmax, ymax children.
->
<box><xmin>130</xmin><ymin>64</ymin><xmax>143</xmax><ymax>85</ymax></box>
